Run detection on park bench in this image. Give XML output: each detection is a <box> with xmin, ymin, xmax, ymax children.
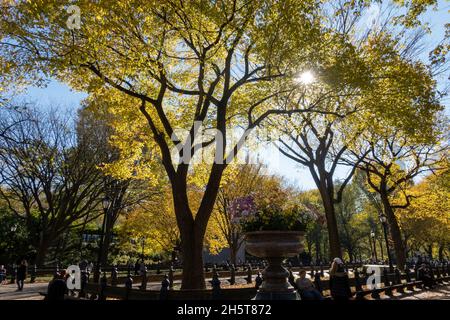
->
<box><xmin>354</xmin><ymin>281</ymin><xmax>423</xmax><ymax>299</ymax></box>
<box><xmin>38</xmin><ymin>291</ymin><xmax>80</xmax><ymax>300</ymax></box>
<box><xmin>353</xmin><ymin>271</ymin><xmax>450</xmax><ymax>299</ymax></box>
<box><xmin>81</xmin><ymin>278</ymin><xmax>444</xmax><ymax>301</ymax></box>
<box><xmin>79</xmin><ymin>282</ymin><xmax>257</xmax><ymax>300</ymax></box>
<box><xmin>79</xmin><ymin>273</ymin><xmax>447</xmax><ymax>301</ymax></box>
<box><xmin>34</xmin><ymin>263</ymin><xmax>450</xmax><ymax>300</ymax></box>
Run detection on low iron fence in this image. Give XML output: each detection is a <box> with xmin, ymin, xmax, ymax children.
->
<box><xmin>36</xmin><ymin>262</ymin><xmax>450</xmax><ymax>300</ymax></box>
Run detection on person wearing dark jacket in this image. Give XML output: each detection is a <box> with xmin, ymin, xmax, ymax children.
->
<box><xmin>0</xmin><ymin>265</ymin><xmax>6</xmax><ymax>284</ymax></box>
<box><xmin>16</xmin><ymin>260</ymin><xmax>27</xmax><ymax>291</ymax></box>
<box><xmin>45</xmin><ymin>272</ymin><xmax>68</xmax><ymax>300</ymax></box>
<box><xmin>329</xmin><ymin>258</ymin><xmax>352</xmax><ymax>301</ymax></box>
<box><xmin>418</xmin><ymin>264</ymin><xmax>435</xmax><ymax>289</ymax></box>
<box><xmin>134</xmin><ymin>261</ymin><xmax>140</xmax><ymax>275</ymax></box>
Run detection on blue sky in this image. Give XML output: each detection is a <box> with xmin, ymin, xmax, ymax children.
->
<box><xmin>10</xmin><ymin>1</ymin><xmax>449</xmax><ymax>191</ymax></box>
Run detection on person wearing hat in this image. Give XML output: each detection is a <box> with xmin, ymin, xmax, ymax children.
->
<box><xmin>329</xmin><ymin>258</ymin><xmax>352</xmax><ymax>300</ymax></box>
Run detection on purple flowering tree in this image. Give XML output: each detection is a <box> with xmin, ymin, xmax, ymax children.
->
<box><xmin>215</xmin><ymin>193</ymin><xmax>257</xmax><ymax>265</ymax></box>
<box><xmin>229</xmin><ymin>195</ymin><xmax>257</xmax><ymax>224</ymax></box>
<box><xmin>212</xmin><ymin>164</ymin><xmax>265</xmax><ymax>265</ymax></box>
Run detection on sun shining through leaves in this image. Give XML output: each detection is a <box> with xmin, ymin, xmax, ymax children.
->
<box><xmin>0</xmin><ymin>0</ymin><xmax>448</xmax><ymax>295</ymax></box>
<box><xmin>295</xmin><ymin>71</ymin><xmax>316</xmax><ymax>85</ymax></box>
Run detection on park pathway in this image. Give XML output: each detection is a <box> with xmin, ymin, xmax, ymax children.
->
<box><xmin>396</xmin><ymin>284</ymin><xmax>450</xmax><ymax>300</ymax></box>
<box><xmin>1</xmin><ymin>282</ymin><xmax>449</xmax><ymax>300</ymax></box>
<box><xmin>0</xmin><ymin>282</ymin><xmax>47</xmax><ymax>300</ymax></box>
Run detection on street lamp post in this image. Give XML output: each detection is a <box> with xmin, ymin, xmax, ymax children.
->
<box><xmin>370</xmin><ymin>230</ymin><xmax>378</xmax><ymax>262</ymax></box>
<box><xmin>9</xmin><ymin>224</ymin><xmax>18</xmax><ymax>265</ymax></box>
<box><xmin>94</xmin><ymin>196</ymin><xmax>111</xmax><ymax>283</ymax></box>
<box><xmin>80</xmin><ymin>239</ymin><xmax>87</xmax><ymax>261</ymax></box>
<box><xmin>379</xmin><ymin>214</ymin><xmax>394</xmax><ymax>272</ymax></box>
<box><xmin>140</xmin><ymin>237</ymin><xmax>146</xmax><ymax>261</ymax></box>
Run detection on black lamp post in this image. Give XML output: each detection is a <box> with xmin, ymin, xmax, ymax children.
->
<box><xmin>171</xmin><ymin>245</ymin><xmax>180</xmax><ymax>265</ymax></box>
<box><xmin>9</xmin><ymin>224</ymin><xmax>18</xmax><ymax>264</ymax></box>
<box><xmin>370</xmin><ymin>230</ymin><xmax>378</xmax><ymax>262</ymax></box>
<box><xmin>94</xmin><ymin>196</ymin><xmax>111</xmax><ymax>282</ymax></box>
<box><xmin>140</xmin><ymin>236</ymin><xmax>146</xmax><ymax>261</ymax></box>
<box><xmin>379</xmin><ymin>214</ymin><xmax>394</xmax><ymax>272</ymax></box>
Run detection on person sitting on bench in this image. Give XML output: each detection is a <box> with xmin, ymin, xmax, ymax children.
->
<box><xmin>296</xmin><ymin>270</ymin><xmax>323</xmax><ymax>300</ymax></box>
<box><xmin>418</xmin><ymin>264</ymin><xmax>435</xmax><ymax>289</ymax></box>
<box><xmin>45</xmin><ymin>271</ymin><xmax>67</xmax><ymax>300</ymax></box>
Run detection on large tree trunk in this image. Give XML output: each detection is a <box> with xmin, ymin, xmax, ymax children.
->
<box><xmin>172</xmin><ymin>175</ymin><xmax>219</xmax><ymax>289</ymax></box>
<box><xmin>403</xmin><ymin>236</ymin><xmax>409</xmax><ymax>258</ymax></box>
<box><xmin>179</xmin><ymin>221</ymin><xmax>207</xmax><ymax>289</ymax></box>
<box><xmin>229</xmin><ymin>232</ymin><xmax>243</xmax><ymax>266</ymax></box>
<box><xmin>368</xmin><ymin>235</ymin><xmax>374</xmax><ymax>260</ymax></box>
<box><xmin>78</xmin><ymin>217</ymin><xmax>89</xmax><ymax>261</ymax></box>
<box><xmin>230</xmin><ymin>245</ymin><xmax>237</xmax><ymax>266</ymax></box>
<box><xmin>427</xmin><ymin>244</ymin><xmax>433</xmax><ymax>258</ymax></box>
<box><xmin>379</xmin><ymin>240</ymin><xmax>385</xmax><ymax>261</ymax></box>
<box><xmin>307</xmin><ymin>163</ymin><xmax>343</xmax><ymax>260</ymax></box>
<box><xmin>315</xmin><ymin>238</ymin><xmax>321</xmax><ymax>264</ymax></box>
<box><xmin>381</xmin><ymin>194</ymin><xmax>406</xmax><ymax>270</ymax></box>
<box><xmin>100</xmin><ymin>227</ymin><xmax>112</xmax><ymax>267</ymax></box>
<box><xmin>347</xmin><ymin>247</ymin><xmax>354</xmax><ymax>262</ymax></box>
<box><xmin>100</xmin><ymin>210</ymin><xmax>119</xmax><ymax>268</ymax></box>
<box><xmin>320</xmin><ymin>190</ymin><xmax>342</xmax><ymax>259</ymax></box>
<box><xmin>438</xmin><ymin>244</ymin><xmax>444</xmax><ymax>261</ymax></box>
<box><xmin>306</xmin><ymin>241</ymin><xmax>313</xmax><ymax>261</ymax></box>
<box><xmin>172</xmin><ymin>182</ymin><xmax>207</xmax><ymax>290</ymax></box>
<box><xmin>35</xmin><ymin>237</ymin><xmax>51</xmax><ymax>267</ymax></box>
<box><xmin>172</xmin><ymin>164</ymin><xmax>224</xmax><ymax>289</ymax></box>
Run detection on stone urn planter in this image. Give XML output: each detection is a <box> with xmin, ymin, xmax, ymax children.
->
<box><xmin>245</xmin><ymin>231</ymin><xmax>304</xmax><ymax>300</ymax></box>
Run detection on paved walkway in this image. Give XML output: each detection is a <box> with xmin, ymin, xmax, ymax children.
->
<box><xmin>1</xmin><ymin>281</ymin><xmax>449</xmax><ymax>300</ymax></box>
<box><xmin>396</xmin><ymin>284</ymin><xmax>450</xmax><ymax>300</ymax></box>
<box><xmin>0</xmin><ymin>283</ymin><xmax>47</xmax><ymax>300</ymax></box>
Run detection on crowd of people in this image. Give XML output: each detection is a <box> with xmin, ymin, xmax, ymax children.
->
<box><xmin>294</xmin><ymin>256</ymin><xmax>447</xmax><ymax>300</ymax></box>
<box><xmin>0</xmin><ymin>255</ymin><xmax>447</xmax><ymax>301</ymax></box>
<box><xmin>295</xmin><ymin>257</ymin><xmax>353</xmax><ymax>300</ymax></box>
<box><xmin>0</xmin><ymin>260</ymin><xmax>28</xmax><ymax>290</ymax></box>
